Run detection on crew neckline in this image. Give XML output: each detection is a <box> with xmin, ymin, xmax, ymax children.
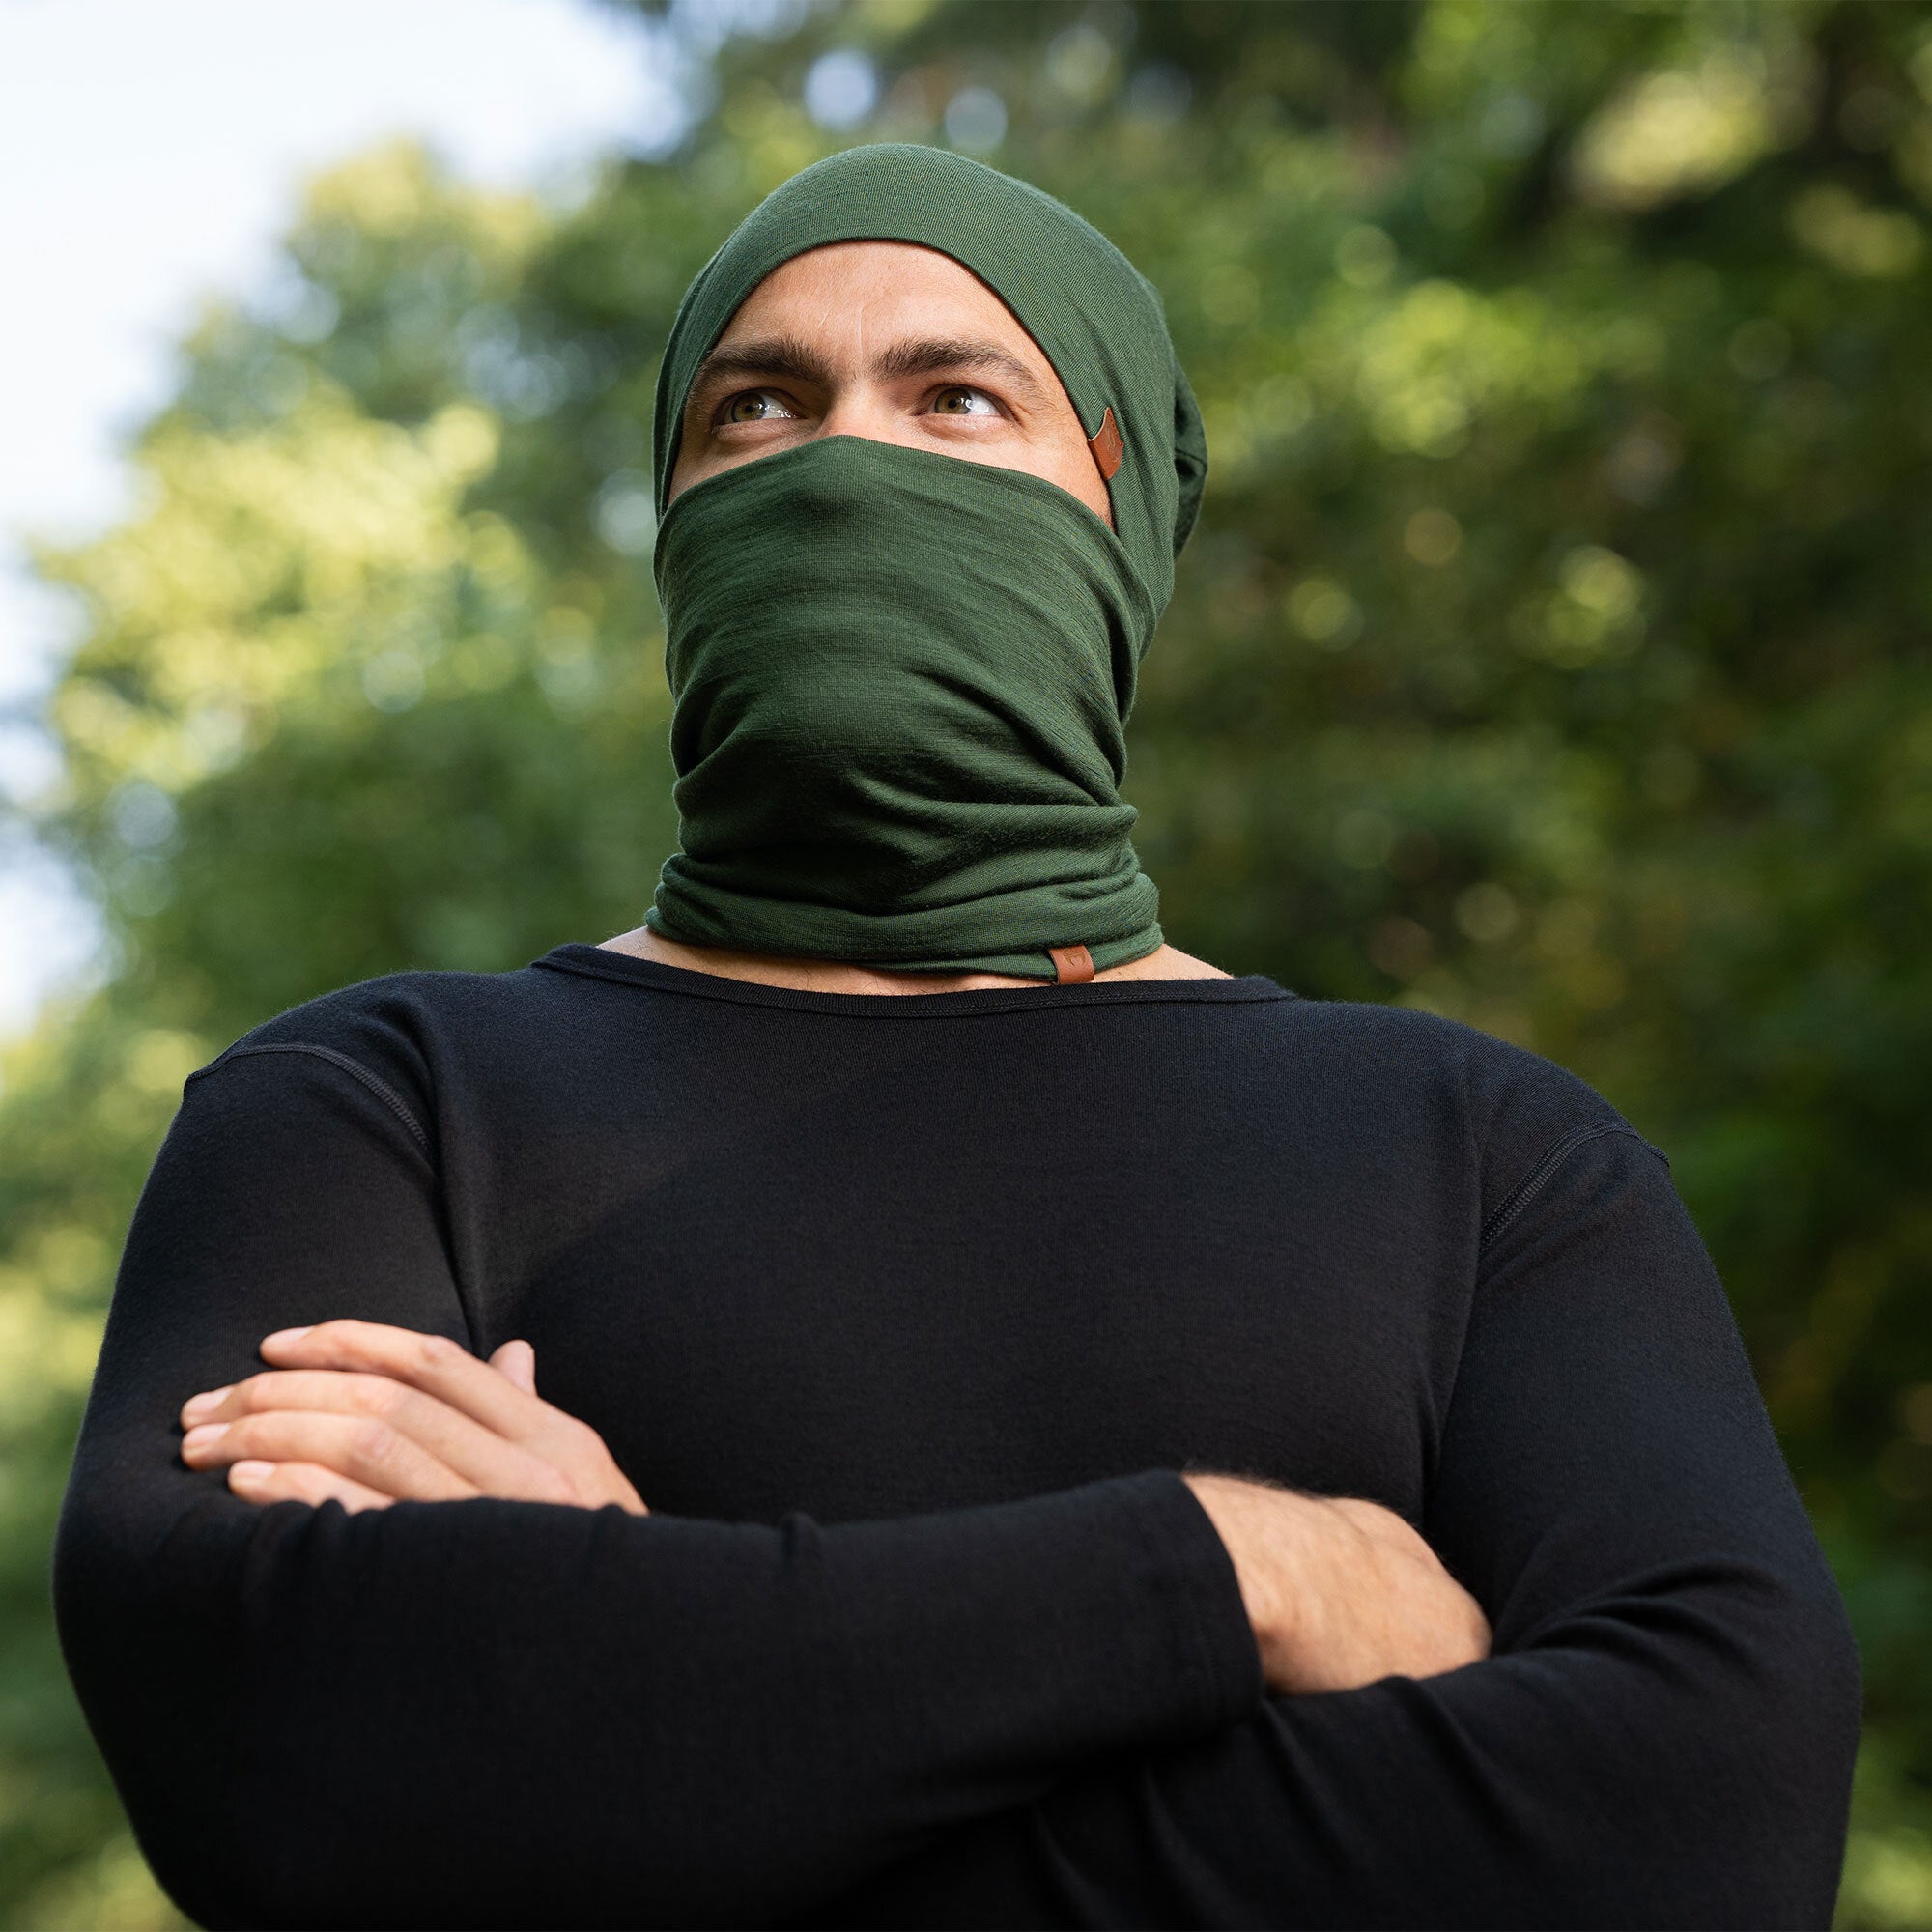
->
<box><xmin>529</xmin><ymin>942</ymin><xmax>1295</xmax><ymax>1018</ymax></box>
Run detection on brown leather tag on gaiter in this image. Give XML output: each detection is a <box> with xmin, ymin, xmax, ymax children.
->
<box><xmin>1048</xmin><ymin>945</ymin><xmax>1096</xmax><ymax>984</ymax></box>
<box><xmin>1087</xmin><ymin>408</ymin><xmax>1124</xmax><ymax>480</ymax></box>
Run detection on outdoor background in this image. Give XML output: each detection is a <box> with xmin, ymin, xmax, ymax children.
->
<box><xmin>2</xmin><ymin>0</ymin><xmax>1929</xmax><ymax>1924</ymax></box>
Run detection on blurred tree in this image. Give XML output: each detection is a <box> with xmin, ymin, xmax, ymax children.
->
<box><xmin>4</xmin><ymin>1</ymin><xmax>1930</xmax><ymax>1923</ymax></box>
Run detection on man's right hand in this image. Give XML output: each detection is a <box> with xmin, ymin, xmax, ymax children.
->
<box><xmin>1182</xmin><ymin>1472</ymin><xmax>1492</xmax><ymax>1695</ymax></box>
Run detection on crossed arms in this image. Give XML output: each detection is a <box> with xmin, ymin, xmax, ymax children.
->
<box><xmin>54</xmin><ymin>1045</ymin><xmax>1861</xmax><ymax>1929</ymax></box>
<box><xmin>174</xmin><ymin>1318</ymin><xmax>1491</xmax><ymax>1701</ymax></box>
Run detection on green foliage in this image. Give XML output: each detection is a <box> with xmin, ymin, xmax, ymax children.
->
<box><xmin>4</xmin><ymin>2</ymin><xmax>1930</xmax><ymax>1921</ymax></box>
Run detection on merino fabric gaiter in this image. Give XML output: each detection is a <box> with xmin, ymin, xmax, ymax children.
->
<box><xmin>656</xmin><ymin>437</ymin><xmax>1158</xmax><ymax>973</ymax></box>
<box><xmin>644</xmin><ymin>144</ymin><xmax>1208</xmax><ymax>978</ymax></box>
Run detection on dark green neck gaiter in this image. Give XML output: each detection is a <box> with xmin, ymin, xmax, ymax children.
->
<box><xmin>644</xmin><ymin>144</ymin><xmax>1208</xmax><ymax>979</ymax></box>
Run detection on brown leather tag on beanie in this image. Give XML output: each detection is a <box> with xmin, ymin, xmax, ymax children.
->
<box><xmin>1087</xmin><ymin>408</ymin><xmax>1123</xmax><ymax>481</ymax></box>
<box><xmin>1049</xmin><ymin>944</ymin><xmax>1096</xmax><ymax>984</ymax></box>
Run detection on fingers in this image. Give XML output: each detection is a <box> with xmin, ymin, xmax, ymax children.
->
<box><xmin>490</xmin><ymin>1338</ymin><xmax>537</xmax><ymax>1395</ymax></box>
<box><xmin>258</xmin><ymin>1321</ymin><xmax>548</xmax><ymax>1445</ymax></box>
<box><xmin>181</xmin><ymin>1321</ymin><xmax>648</xmax><ymax>1518</ymax></box>
<box><xmin>183</xmin><ymin>1408</ymin><xmax>485</xmax><ymax>1501</ymax></box>
<box><xmin>179</xmin><ymin>1370</ymin><xmax>577</xmax><ymax>1504</ymax></box>
<box><xmin>257</xmin><ymin>1321</ymin><xmax>619</xmax><ymax>1492</ymax></box>
<box><xmin>227</xmin><ymin>1458</ymin><xmax>395</xmax><ymax>1514</ymax></box>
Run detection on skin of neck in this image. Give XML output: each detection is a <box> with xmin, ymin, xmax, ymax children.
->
<box><xmin>597</xmin><ymin>924</ymin><xmax>1230</xmax><ymax>992</ymax></box>
<box><xmin>615</xmin><ymin>240</ymin><xmax>1226</xmax><ymax>994</ymax></box>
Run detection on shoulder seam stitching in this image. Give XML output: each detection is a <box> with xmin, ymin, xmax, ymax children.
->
<box><xmin>1480</xmin><ymin>1122</ymin><xmax>1662</xmax><ymax>1252</ymax></box>
<box><xmin>186</xmin><ymin>1042</ymin><xmax>432</xmax><ymax>1159</ymax></box>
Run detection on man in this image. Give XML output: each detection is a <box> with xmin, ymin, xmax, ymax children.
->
<box><xmin>55</xmin><ymin>145</ymin><xmax>1859</xmax><ymax>1930</ymax></box>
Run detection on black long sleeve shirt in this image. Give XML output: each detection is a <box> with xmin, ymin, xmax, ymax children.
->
<box><xmin>53</xmin><ymin>944</ymin><xmax>1861</xmax><ymax>1929</ymax></box>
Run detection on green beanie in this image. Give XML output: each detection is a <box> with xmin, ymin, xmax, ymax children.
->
<box><xmin>643</xmin><ymin>143</ymin><xmax>1208</xmax><ymax>979</ymax></box>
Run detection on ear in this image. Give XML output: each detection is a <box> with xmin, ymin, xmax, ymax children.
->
<box><xmin>1171</xmin><ymin>356</ymin><xmax>1209</xmax><ymax>555</ymax></box>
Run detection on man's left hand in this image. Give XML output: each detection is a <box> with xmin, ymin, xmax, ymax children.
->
<box><xmin>177</xmin><ymin>1320</ymin><xmax>649</xmax><ymax>1517</ymax></box>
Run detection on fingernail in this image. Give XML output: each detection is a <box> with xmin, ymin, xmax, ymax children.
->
<box><xmin>262</xmin><ymin>1326</ymin><xmax>312</xmax><ymax>1348</ymax></box>
<box><xmin>230</xmin><ymin>1460</ymin><xmax>275</xmax><ymax>1483</ymax></box>
<box><xmin>182</xmin><ymin>1422</ymin><xmax>229</xmax><ymax>1451</ymax></box>
<box><xmin>182</xmin><ymin>1386</ymin><xmax>231</xmax><ymax>1421</ymax></box>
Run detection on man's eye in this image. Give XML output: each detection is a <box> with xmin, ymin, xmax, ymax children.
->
<box><xmin>723</xmin><ymin>391</ymin><xmax>794</xmax><ymax>424</ymax></box>
<box><xmin>930</xmin><ymin>386</ymin><xmax>998</xmax><ymax>417</ymax></box>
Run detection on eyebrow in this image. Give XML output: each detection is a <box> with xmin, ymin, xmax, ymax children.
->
<box><xmin>686</xmin><ymin>332</ymin><xmax>1053</xmax><ymax>415</ymax></box>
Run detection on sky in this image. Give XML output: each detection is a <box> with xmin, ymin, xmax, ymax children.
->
<box><xmin>0</xmin><ymin>0</ymin><xmax>682</xmax><ymax>1039</ymax></box>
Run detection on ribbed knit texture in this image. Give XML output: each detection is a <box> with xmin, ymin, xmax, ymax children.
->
<box><xmin>643</xmin><ymin>144</ymin><xmax>1205</xmax><ymax>978</ymax></box>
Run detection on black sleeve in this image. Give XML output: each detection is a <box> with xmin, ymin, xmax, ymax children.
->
<box><xmin>51</xmin><ymin>1044</ymin><xmax>1263</xmax><ymax>1932</ymax></box>
<box><xmin>810</xmin><ymin>1128</ymin><xmax>1863</xmax><ymax>1931</ymax></box>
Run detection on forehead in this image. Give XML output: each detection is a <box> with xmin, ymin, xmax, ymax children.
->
<box><xmin>718</xmin><ymin>240</ymin><xmax>1050</xmax><ymax>364</ymax></box>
